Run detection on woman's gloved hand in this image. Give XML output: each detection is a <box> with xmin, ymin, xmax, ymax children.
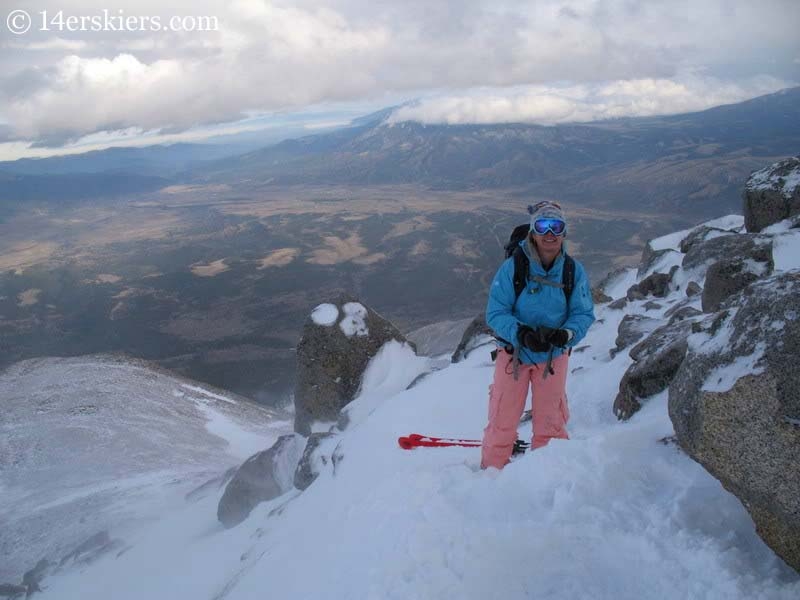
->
<box><xmin>546</xmin><ymin>328</ymin><xmax>572</xmax><ymax>348</ymax></box>
<box><xmin>517</xmin><ymin>325</ymin><xmax>551</xmax><ymax>352</ymax></box>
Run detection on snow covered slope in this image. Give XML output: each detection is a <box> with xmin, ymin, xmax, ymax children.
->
<box><xmin>0</xmin><ymin>355</ymin><xmax>291</xmax><ymax>584</ymax></box>
<box><xmin>7</xmin><ymin>216</ymin><xmax>800</xmax><ymax>599</ymax></box>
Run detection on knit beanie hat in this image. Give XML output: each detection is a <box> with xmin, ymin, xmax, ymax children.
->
<box><xmin>528</xmin><ymin>201</ymin><xmax>566</xmax><ymax>229</ymax></box>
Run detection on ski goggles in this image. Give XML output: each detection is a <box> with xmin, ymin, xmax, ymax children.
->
<box><xmin>531</xmin><ymin>217</ymin><xmax>566</xmax><ymax>236</ymax></box>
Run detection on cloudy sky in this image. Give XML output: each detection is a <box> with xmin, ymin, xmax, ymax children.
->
<box><xmin>1</xmin><ymin>0</ymin><xmax>798</xmax><ymax>159</ymax></box>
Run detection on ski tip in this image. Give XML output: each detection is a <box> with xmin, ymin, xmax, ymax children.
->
<box><xmin>397</xmin><ymin>436</ymin><xmax>414</xmax><ymax>450</ymax></box>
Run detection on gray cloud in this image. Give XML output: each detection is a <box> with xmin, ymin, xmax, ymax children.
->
<box><xmin>388</xmin><ymin>76</ymin><xmax>795</xmax><ymax>125</ymax></box>
<box><xmin>0</xmin><ymin>0</ymin><xmax>798</xmax><ymax>146</ymax></box>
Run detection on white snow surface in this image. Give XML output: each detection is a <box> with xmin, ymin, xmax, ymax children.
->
<box><xmin>702</xmin><ymin>343</ymin><xmax>767</xmax><ymax>393</ymax></box>
<box><xmin>747</xmin><ymin>161</ymin><xmax>800</xmax><ymax>198</ymax></box>
<box><xmin>339</xmin><ymin>301</ymin><xmax>369</xmax><ymax>336</ymax></box>
<box><xmin>772</xmin><ymin>228</ymin><xmax>800</xmax><ymax>272</ymax></box>
<box><xmin>702</xmin><ymin>214</ymin><xmax>745</xmax><ymax>231</ymax></box>
<box><xmin>0</xmin><ymin>356</ymin><xmax>292</xmax><ymax>583</ymax></box>
<box><xmin>7</xmin><ymin>214</ymin><xmax>800</xmax><ymax>599</ymax></box>
<box><xmin>601</xmin><ymin>267</ymin><xmax>637</xmax><ymax>298</ymax></box>
<box><xmin>649</xmin><ymin>227</ymin><xmax>693</xmax><ymax>252</ymax></box>
<box><xmin>311</xmin><ymin>302</ymin><xmax>339</xmax><ymax>326</ymax></box>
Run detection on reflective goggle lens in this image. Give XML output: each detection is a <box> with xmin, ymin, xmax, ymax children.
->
<box><xmin>532</xmin><ymin>218</ymin><xmax>566</xmax><ymax>236</ymax></box>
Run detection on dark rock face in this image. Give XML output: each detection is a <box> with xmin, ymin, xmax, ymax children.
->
<box><xmin>669</xmin><ymin>272</ymin><xmax>800</xmax><ymax>572</ymax></box>
<box><xmin>682</xmin><ymin>233</ymin><xmax>773</xmax><ymax>273</ymax></box>
<box><xmin>592</xmin><ymin>287</ymin><xmax>612</xmax><ymax>304</ymax></box>
<box><xmin>217</xmin><ymin>434</ymin><xmax>304</xmax><ymax>528</ymax></box>
<box><xmin>667</xmin><ymin>306</ymin><xmax>703</xmax><ymax>326</ymax></box>
<box><xmin>610</xmin><ymin>315</ymin><xmax>660</xmax><ymax>358</ymax></box>
<box><xmin>294</xmin><ymin>432</ymin><xmax>336</xmax><ymax>491</ymax></box>
<box><xmin>451</xmin><ymin>314</ymin><xmax>494</xmax><ymax>363</ymax></box>
<box><xmin>613</xmin><ymin>321</ymin><xmax>691</xmax><ymax>420</ymax></box>
<box><xmin>743</xmin><ymin>157</ymin><xmax>800</xmax><ymax>232</ymax></box>
<box><xmin>294</xmin><ymin>296</ymin><xmax>410</xmax><ymax>435</ymax></box>
<box><xmin>21</xmin><ymin>559</ymin><xmax>49</xmax><ymax>595</ymax></box>
<box><xmin>679</xmin><ymin>226</ymin><xmax>736</xmax><ymax>254</ymax></box>
<box><xmin>701</xmin><ymin>258</ymin><xmax>772</xmax><ymax>312</ymax></box>
<box><xmin>686</xmin><ymin>281</ymin><xmax>702</xmax><ymax>297</ymax></box>
<box><xmin>638</xmin><ymin>245</ymin><xmax>679</xmax><ymax>278</ymax></box>
<box><xmin>626</xmin><ymin>271</ymin><xmax>673</xmax><ymax>300</ymax></box>
<box><xmin>608</xmin><ymin>297</ymin><xmax>627</xmax><ymax>310</ymax></box>
<box><xmin>0</xmin><ymin>583</ymin><xmax>27</xmax><ymax>598</ymax></box>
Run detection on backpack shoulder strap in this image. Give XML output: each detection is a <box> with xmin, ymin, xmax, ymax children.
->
<box><xmin>511</xmin><ymin>246</ymin><xmax>529</xmax><ymax>301</ymax></box>
<box><xmin>562</xmin><ymin>254</ymin><xmax>575</xmax><ymax>304</ymax></box>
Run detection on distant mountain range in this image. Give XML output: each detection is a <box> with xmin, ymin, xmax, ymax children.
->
<box><xmin>191</xmin><ymin>87</ymin><xmax>800</xmax><ymax>216</ymax></box>
<box><xmin>1</xmin><ymin>87</ymin><xmax>799</xmax><ymax>216</ymax></box>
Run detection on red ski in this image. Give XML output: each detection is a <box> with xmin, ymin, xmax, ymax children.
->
<box><xmin>397</xmin><ymin>433</ymin><xmax>481</xmax><ymax>450</ymax></box>
<box><xmin>398</xmin><ymin>433</ymin><xmax>529</xmax><ymax>454</ymax></box>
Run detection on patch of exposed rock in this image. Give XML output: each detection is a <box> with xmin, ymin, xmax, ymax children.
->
<box><xmin>293</xmin><ymin>432</ymin><xmax>336</xmax><ymax>491</ymax></box>
<box><xmin>610</xmin><ymin>315</ymin><xmax>660</xmax><ymax>358</ymax></box>
<box><xmin>744</xmin><ymin>156</ymin><xmax>800</xmax><ymax>232</ymax></box>
<box><xmin>217</xmin><ymin>434</ymin><xmax>304</xmax><ymax>528</ymax></box>
<box><xmin>679</xmin><ymin>226</ymin><xmax>737</xmax><ymax>254</ymax></box>
<box><xmin>626</xmin><ymin>269</ymin><xmax>675</xmax><ymax>301</ymax></box>
<box><xmin>669</xmin><ymin>272</ymin><xmax>800</xmax><ymax>572</ymax></box>
<box><xmin>613</xmin><ymin>320</ymin><xmax>692</xmax><ymax>420</ymax></box>
<box><xmin>702</xmin><ymin>256</ymin><xmax>773</xmax><ymax>312</ymax></box>
<box><xmin>451</xmin><ymin>314</ymin><xmax>494</xmax><ymax>363</ymax></box>
<box><xmin>294</xmin><ymin>296</ymin><xmax>411</xmax><ymax>435</ymax></box>
<box><xmin>682</xmin><ymin>233</ymin><xmax>773</xmax><ymax>274</ymax></box>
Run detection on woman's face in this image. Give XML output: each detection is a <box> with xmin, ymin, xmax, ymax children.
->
<box><xmin>531</xmin><ymin>231</ymin><xmax>563</xmax><ymax>262</ymax></box>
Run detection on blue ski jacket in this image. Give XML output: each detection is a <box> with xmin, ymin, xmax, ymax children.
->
<box><xmin>486</xmin><ymin>240</ymin><xmax>595</xmax><ymax>365</ymax></box>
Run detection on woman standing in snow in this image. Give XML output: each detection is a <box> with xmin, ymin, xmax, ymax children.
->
<box><xmin>481</xmin><ymin>201</ymin><xmax>595</xmax><ymax>469</ymax></box>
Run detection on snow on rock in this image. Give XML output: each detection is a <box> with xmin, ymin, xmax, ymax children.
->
<box><xmin>311</xmin><ymin>303</ymin><xmax>339</xmax><ymax>326</ymax></box>
<box><xmin>702</xmin><ymin>214</ymin><xmax>746</xmax><ymax>231</ymax></box>
<box><xmin>599</xmin><ymin>267</ymin><xmax>638</xmax><ymax>299</ymax></box>
<box><xmin>340</xmin><ymin>340</ymin><xmax>430</xmax><ymax>428</ymax></box>
<box><xmin>744</xmin><ymin>156</ymin><xmax>800</xmax><ymax>232</ymax></box>
<box><xmin>339</xmin><ymin>301</ymin><xmax>369</xmax><ymax>336</ymax></box>
<box><xmin>700</xmin><ymin>343</ymin><xmax>767</xmax><ymax>393</ymax></box>
<box><xmin>746</xmin><ymin>157</ymin><xmax>800</xmax><ymax>197</ymax></box>
<box><xmin>294</xmin><ymin>295</ymin><xmax>412</xmax><ymax>435</ymax></box>
<box><xmin>669</xmin><ymin>271</ymin><xmax>800</xmax><ymax>572</ymax></box>
<box><xmin>217</xmin><ymin>434</ymin><xmax>305</xmax><ymax>528</ymax></box>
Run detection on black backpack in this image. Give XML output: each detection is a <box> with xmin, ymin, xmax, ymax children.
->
<box><xmin>504</xmin><ymin>223</ymin><xmax>575</xmax><ymax>307</ymax></box>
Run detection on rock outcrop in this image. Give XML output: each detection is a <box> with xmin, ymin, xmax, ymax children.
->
<box><xmin>682</xmin><ymin>233</ymin><xmax>772</xmax><ymax>273</ymax></box>
<box><xmin>293</xmin><ymin>432</ymin><xmax>336</xmax><ymax>491</ymax></box>
<box><xmin>613</xmin><ymin>320</ymin><xmax>692</xmax><ymax>420</ymax></box>
<box><xmin>669</xmin><ymin>272</ymin><xmax>800</xmax><ymax>572</ymax></box>
<box><xmin>679</xmin><ymin>225</ymin><xmax>737</xmax><ymax>254</ymax></box>
<box><xmin>217</xmin><ymin>434</ymin><xmax>304</xmax><ymax>528</ymax></box>
<box><xmin>451</xmin><ymin>314</ymin><xmax>494</xmax><ymax>363</ymax></box>
<box><xmin>406</xmin><ymin>317</ymin><xmax>474</xmax><ymax>358</ymax></box>
<box><xmin>701</xmin><ymin>256</ymin><xmax>772</xmax><ymax>312</ymax></box>
<box><xmin>294</xmin><ymin>296</ymin><xmax>410</xmax><ymax>435</ymax></box>
<box><xmin>638</xmin><ymin>246</ymin><xmax>679</xmax><ymax>279</ymax></box>
<box><xmin>625</xmin><ymin>269</ymin><xmax>675</xmax><ymax>301</ymax></box>
<box><xmin>610</xmin><ymin>315</ymin><xmax>660</xmax><ymax>358</ymax></box>
<box><xmin>743</xmin><ymin>157</ymin><xmax>800</xmax><ymax>232</ymax></box>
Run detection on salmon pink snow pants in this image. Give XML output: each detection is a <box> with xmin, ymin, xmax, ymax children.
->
<box><xmin>481</xmin><ymin>350</ymin><xmax>570</xmax><ymax>469</ymax></box>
